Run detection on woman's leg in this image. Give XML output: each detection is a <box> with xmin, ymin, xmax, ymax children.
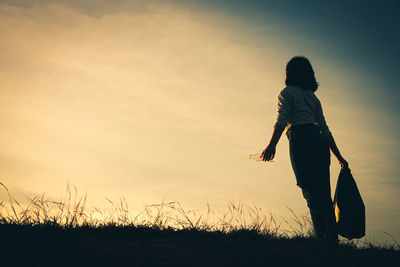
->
<box><xmin>318</xmin><ymin>167</ymin><xmax>338</xmax><ymax>242</ymax></box>
<box><xmin>301</xmin><ymin>166</ymin><xmax>337</xmax><ymax>242</ymax></box>
<box><xmin>289</xmin><ymin>125</ymin><xmax>337</xmax><ymax>242</ymax></box>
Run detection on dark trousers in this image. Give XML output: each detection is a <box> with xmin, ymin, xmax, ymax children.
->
<box><xmin>287</xmin><ymin>124</ymin><xmax>337</xmax><ymax>241</ymax></box>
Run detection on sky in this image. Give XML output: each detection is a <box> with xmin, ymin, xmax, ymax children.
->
<box><xmin>0</xmin><ymin>0</ymin><xmax>399</xmax><ymax>242</ymax></box>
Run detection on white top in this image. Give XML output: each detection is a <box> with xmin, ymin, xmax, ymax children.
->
<box><xmin>274</xmin><ymin>85</ymin><xmax>332</xmax><ymax>137</ymax></box>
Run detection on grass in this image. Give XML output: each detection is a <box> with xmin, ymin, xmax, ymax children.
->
<box><xmin>0</xmin><ymin>182</ymin><xmax>399</xmax><ymax>267</ymax></box>
<box><xmin>0</xmin><ymin>183</ymin><xmax>288</xmax><ymax>235</ymax></box>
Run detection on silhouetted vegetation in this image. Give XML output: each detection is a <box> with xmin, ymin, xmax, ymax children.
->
<box><xmin>0</xmin><ymin>183</ymin><xmax>399</xmax><ymax>266</ymax></box>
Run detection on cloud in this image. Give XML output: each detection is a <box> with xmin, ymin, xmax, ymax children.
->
<box><xmin>0</xmin><ymin>0</ymin><xmax>152</xmax><ymax>17</ymax></box>
<box><xmin>0</xmin><ymin>0</ymin><xmax>280</xmax><ymax>195</ymax></box>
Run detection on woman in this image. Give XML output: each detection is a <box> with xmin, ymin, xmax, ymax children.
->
<box><xmin>261</xmin><ymin>56</ymin><xmax>349</xmax><ymax>242</ymax></box>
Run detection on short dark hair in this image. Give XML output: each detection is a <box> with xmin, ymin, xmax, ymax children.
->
<box><xmin>285</xmin><ymin>56</ymin><xmax>319</xmax><ymax>92</ymax></box>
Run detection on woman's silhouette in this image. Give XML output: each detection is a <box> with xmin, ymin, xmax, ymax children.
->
<box><xmin>261</xmin><ymin>56</ymin><xmax>348</xmax><ymax>242</ymax></box>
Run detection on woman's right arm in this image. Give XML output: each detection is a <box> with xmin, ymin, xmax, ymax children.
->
<box><xmin>326</xmin><ymin>134</ymin><xmax>349</xmax><ymax>169</ymax></box>
<box><xmin>316</xmin><ymin>101</ymin><xmax>349</xmax><ymax>169</ymax></box>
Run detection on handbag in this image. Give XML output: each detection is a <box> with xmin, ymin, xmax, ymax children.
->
<box><xmin>333</xmin><ymin>168</ymin><xmax>366</xmax><ymax>239</ymax></box>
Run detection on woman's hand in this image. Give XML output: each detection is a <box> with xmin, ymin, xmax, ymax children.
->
<box><xmin>338</xmin><ymin>156</ymin><xmax>349</xmax><ymax>170</ymax></box>
<box><xmin>261</xmin><ymin>144</ymin><xmax>276</xmax><ymax>162</ymax></box>
<box><xmin>261</xmin><ymin>125</ymin><xmax>284</xmax><ymax>162</ymax></box>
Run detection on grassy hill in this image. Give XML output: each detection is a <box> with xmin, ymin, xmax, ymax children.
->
<box><xmin>0</xmin><ymin>184</ymin><xmax>399</xmax><ymax>266</ymax></box>
<box><xmin>1</xmin><ymin>223</ymin><xmax>399</xmax><ymax>267</ymax></box>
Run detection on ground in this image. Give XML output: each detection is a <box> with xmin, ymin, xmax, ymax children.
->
<box><xmin>1</xmin><ymin>224</ymin><xmax>399</xmax><ymax>267</ymax></box>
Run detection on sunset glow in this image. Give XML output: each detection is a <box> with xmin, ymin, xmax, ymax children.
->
<box><xmin>1</xmin><ymin>1</ymin><xmax>399</xmax><ymax>243</ymax></box>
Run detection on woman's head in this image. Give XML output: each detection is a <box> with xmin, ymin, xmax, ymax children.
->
<box><xmin>285</xmin><ymin>56</ymin><xmax>319</xmax><ymax>92</ymax></box>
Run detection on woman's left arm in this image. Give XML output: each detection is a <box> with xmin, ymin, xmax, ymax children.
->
<box><xmin>262</xmin><ymin>88</ymin><xmax>292</xmax><ymax>161</ymax></box>
<box><xmin>261</xmin><ymin>125</ymin><xmax>285</xmax><ymax>161</ymax></box>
